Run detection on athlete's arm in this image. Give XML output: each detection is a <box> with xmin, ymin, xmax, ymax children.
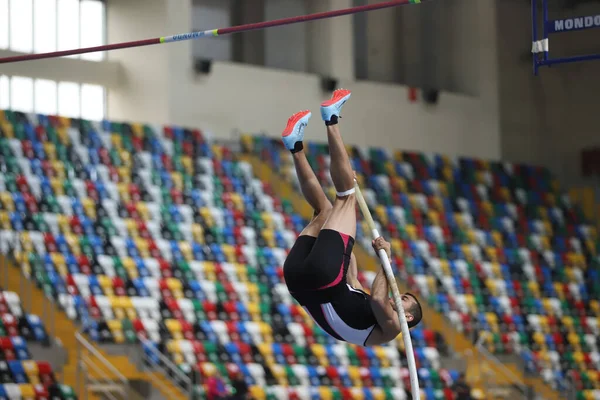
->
<box><xmin>346</xmin><ymin>253</ymin><xmax>364</xmax><ymax>290</ymax></box>
<box><xmin>364</xmin><ymin>237</ymin><xmax>401</xmax><ymax>346</ymax></box>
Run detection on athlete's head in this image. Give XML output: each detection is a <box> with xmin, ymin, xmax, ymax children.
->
<box><xmin>390</xmin><ymin>292</ymin><xmax>422</xmax><ymax>329</ymax></box>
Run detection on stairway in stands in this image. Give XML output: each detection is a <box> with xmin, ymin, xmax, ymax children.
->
<box><xmin>1</xmin><ymin>254</ymin><xmax>186</xmax><ymax>400</ymax></box>
<box><xmin>240</xmin><ymin>153</ymin><xmax>561</xmax><ymax>400</ymax></box>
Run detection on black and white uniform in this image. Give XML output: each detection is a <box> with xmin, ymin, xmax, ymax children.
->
<box><xmin>283</xmin><ymin>229</ymin><xmax>377</xmax><ymax>346</ymax></box>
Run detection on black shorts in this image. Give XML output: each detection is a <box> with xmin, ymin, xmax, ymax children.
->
<box><xmin>283</xmin><ymin>229</ymin><xmax>355</xmax><ymax>304</ymax></box>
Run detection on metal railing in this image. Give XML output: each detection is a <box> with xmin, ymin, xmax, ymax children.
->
<box><xmin>75</xmin><ymin>331</ymin><xmax>141</xmax><ymax>400</ymax></box>
<box><xmin>138</xmin><ymin>335</ymin><xmax>194</xmax><ymax>399</ymax></box>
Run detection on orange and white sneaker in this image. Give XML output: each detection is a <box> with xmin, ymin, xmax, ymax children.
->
<box><xmin>282</xmin><ymin>110</ymin><xmax>311</xmax><ymax>152</ymax></box>
<box><xmin>320</xmin><ymin>89</ymin><xmax>351</xmax><ymax>123</ymax></box>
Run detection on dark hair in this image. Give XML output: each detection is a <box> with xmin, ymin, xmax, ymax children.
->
<box><xmin>405</xmin><ymin>292</ymin><xmax>423</xmax><ymax>329</ymax></box>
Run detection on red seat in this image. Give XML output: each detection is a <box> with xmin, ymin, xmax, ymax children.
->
<box><xmin>37</xmin><ymin>361</ymin><xmax>54</xmax><ymax>386</ymax></box>
<box><xmin>223</xmin><ymin>302</ymin><xmax>239</xmax><ymax>321</ymax></box>
<box><xmin>203</xmin><ymin>301</ymin><xmax>218</xmax><ymax>320</ymax></box>
<box><xmin>164</xmin><ymin>298</ymin><xmax>182</xmax><ymax>319</ymax></box>
<box><xmin>0</xmin><ymin>338</ymin><xmax>15</xmax><ymax>361</ymax></box>
<box><xmin>33</xmin><ymin>383</ymin><xmax>49</xmax><ymax>399</ymax></box>
<box><xmin>180</xmin><ymin>319</ymin><xmax>194</xmax><ymax>340</ymax></box>
<box><xmin>112</xmin><ymin>277</ymin><xmax>126</xmax><ymax>296</ymax></box>
<box><xmin>237</xmin><ymin>342</ymin><xmax>253</xmax><ymax>363</ymax></box>
<box><xmin>65</xmin><ymin>275</ymin><xmax>78</xmax><ymax>296</ymax></box>
<box><xmin>2</xmin><ymin>314</ymin><xmax>18</xmax><ymax>336</ymax></box>
<box><xmin>132</xmin><ymin>319</ymin><xmax>146</xmax><ymax>338</ymax></box>
<box><xmin>43</xmin><ymin>233</ymin><xmax>57</xmax><ymax>253</ymax></box>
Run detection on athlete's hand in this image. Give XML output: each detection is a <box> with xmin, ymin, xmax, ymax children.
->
<box><xmin>372</xmin><ymin>237</ymin><xmax>391</xmax><ymax>260</ymax></box>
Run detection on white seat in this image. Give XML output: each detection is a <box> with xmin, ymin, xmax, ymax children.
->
<box><xmin>8</xmin><ymin>139</ymin><xmax>22</xmax><ymax>157</ymax></box>
<box><xmin>271</xmin><ymin>248</ymin><xmax>288</xmax><ymax>267</ymax></box>
<box><xmin>241</xmin><ymin>230</ymin><xmax>257</xmax><ymax>248</ymax></box>
<box><xmin>180</xmin><ymin>224</ymin><xmax>193</xmax><ymax>243</ymax></box>
<box><xmin>232</xmin><ymin>282</ymin><xmax>250</xmax><ymax>304</ymax></box>
<box><xmin>178</xmin><ymin>339</ymin><xmax>196</xmax><ymax>365</ymax></box>
<box><xmin>291</xmin><ymin>364</ymin><xmax>309</xmax><ymax>386</ymax></box>
<box><xmin>424</xmin><ymin>347</ymin><xmax>440</xmax><ymax>370</ymax></box>
<box><xmin>245</xmin><ymin>322</ymin><xmax>261</xmax><ymax>345</ymax></box>
<box><xmin>141</xmin><ymin>317</ymin><xmax>160</xmax><ymax>342</ymax></box>
<box><xmin>113</xmin><ymin>218</ymin><xmax>128</xmax><ymax>239</ymax></box>
<box><xmin>3</xmin><ymin>292</ymin><xmax>22</xmax><ymax>317</ymax></box>
<box><xmin>101</xmin><ymin>199</ymin><xmax>119</xmax><ymax>220</ymax></box>
<box><xmin>208</xmin><ymin>207</ymin><xmax>224</xmax><ymax>228</ymax></box>
<box><xmin>442</xmin><ymin>276</ymin><xmax>456</xmax><ymax>295</ymax></box>
<box><xmin>282</xmin><ymin>230</ymin><xmax>296</xmax><ymax>249</ymax></box>
<box><xmin>146</xmin><ymin>221</ymin><xmax>161</xmax><ymax>240</ymax></box>
<box><xmin>294</xmin><ymin>386</ymin><xmax>310</xmax><ymax>400</ymax></box>
<box><xmin>271</xmin><ymin>212</ymin><xmax>285</xmax><ymax>231</ymax></box>
<box><xmin>98</xmin><ymin>255</ymin><xmax>116</xmax><ymax>277</ymax></box>
<box><xmin>146</xmin><ymin>202</ymin><xmax>161</xmax><ymax>222</ymax></box>
<box><xmin>383</xmin><ymin>347</ymin><xmax>400</xmax><ymax>367</ymax></box>
<box><xmin>144</xmin><ymin>258</ymin><xmax>161</xmax><ymax>278</ymax></box>
<box><xmin>414</xmin><ymin>275</ymin><xmax>429</xmax><ymax>297</ymax></box>
<box><xmin>156</xmin><ymin>239</ymin><xmax>172</xmax><ymax>263</ymax></box>
<box><xmin>527</xmin><ymin>315</ymin><xmax>541</xmax><ymax>331</ymax></box>
<box><xmin>132</xmin><ymin>298</ymin><xmax>150</xmax><ymax>319</ymax></box>
<box><xmin>95</xmin><ymin>296</ymin><xmax>114</xmax><ymax>320</ymax></box>
<box><xmin>201</xmin><ymin>281</ymin><xmax>218</xmax><ymax>303</ymax></box>
<box><xmin>96</xmin><ymin>165</ymin><xmax>110</xmax><ymax>183</ymax></box>
<box><xmin>29</xmin><ymin>231</ymin><xmax>45</xmax><ymax>255</ymax></box>
<box><xmin>274</xmin><ymin>284</ymin><xmax>292</xmax><ymax>306</ymax></box>
<box><xmin>333</xmin><ymin>344</ymin><xmax>349</xmax><ymax>366</ymax></box>
<box><xmin>56</xmin><ymin>196</ymin><xmax>73</xmax><ymax>217</ymax></box>
<box><xmin>110</xmin><ymin>236</ymin><xmax>127</xmax><ymax>258</ymax></box>
<box><xmin>189</xmin><ymin>261</ymin><xmax>206</xmax><ymax>281</ymax></box>
<box><xmin>267</xmin><ymin>385</ymin><xmax>287</xmax><ymax>400</ymax></box>
<box><xmin>26</xmin><ymin>175</ymin><xmax>40</xmax><ymax>199</ymax></box>
<box><xmin>242</xmin><ymin>245</ymin><xmax>257</xmax><ymax>267</ymax></box>
<box><xmin>177</xmin><ymin>299</ymin><xmax>196</xmax><ymax>323</ymax></box>
<box><xmin>4</xmin><ymin>382</ymin><xmax>21</xmax><ymax>399</ymax></box>
<box><xmin>104</xmin><ymin>182</ymin><xmax>119</xmax><ymax>202</ymax></box>
<box><xmin>287</xmin><ymin>323</ymin><xmax>306</xmax><ymax>347</ymax></box>
<box><xmin>247</xmin><ymin>363</ymin><xmax>266</xmax><ymax>386</ymax></box>
<box><xmin>454</xmin><ymin>295</ymin><xmax>468</xmax><ymax>314</ymax></box>
<box><xmin>143</xmin><ymin>278</ymin><xmax>161</xmax><ymax>300</ymax></box>
<box><xmin>73</xmin><ymin>274</ymin><xmax>91</xmax><ymax>298</ymax></box>
<box><xmin>587</xmin><ymin>317</ymin><xmax>599</xmax><ymax>335</ymax></box>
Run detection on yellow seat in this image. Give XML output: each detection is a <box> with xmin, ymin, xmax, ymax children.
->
<box><xmin>235</xmin><ymin>264</ymin><xmax>249</xmax><ymax>282</ymax></box>
<box><xmin>350</xmin><ymin>388</ymin><xmax>365</xmax><ymax>400</ymax></box>
<box><xmin>246</xmin><ymin>302</ymin><xmax>261</xmax><ymax>321</ymax></box>
<box><xmin>110</xmin><ymin>133</ymin><xmax>122</xmax><ymax>149</ymax></box>
<box><xmin>318</xmin><ymin>387</ymin><xmax>333</xmax><ymax>400</ymax></box>
<box><xmin>99</xmin><ymin>276</ymin><xmax>114</xmax><ymax>296</ymax></box>
<box><xmin>372</xmin><ymin>388</ymin><xmax>385</xmax><ymax>400</ymax></box>
<box><xmin>50</xmin><ymin>253</ymin><xmax>67</xmax><ymax>277</ymax></box>
<box><xmin>166</xmin><ymin>278</ymin><xmax>183</xmax><ymax>299</ymax></box>
<box><xmin>19</xmin><ymin>384</ymin><xmax>36</xmax><ymax>398</ymax></box>
<box><xmin>107</xmin><ymin>319</ymin><xmax>125</xmax><ymax>343</ymax></box>
<box><xmin>249</xmin><ymin>386</ymin><xmax>266</xmax><ymax>400</ymax></box>
<box><xmin>165</xmin><ymin>319</ymin><xmax>183</xmax><ymax>340</ymax></box>
<box><xmin>57</xmin><ymin>214</ymin><xmax>70</xmax><ymax>234</ymax></box>
<box><xmin>1</xmin><ymin>121</ymin><xmax>14</xmax><ymax>138</ymax></box>
<box><xmin>137</xmin><ymin>202</ymin><xmax>150</xmax><ymax>221</ymax></box>
<box><xmin>527</xmin><ymin>281</ymin><xmax>540</xmax><ymax>298</ymax></box>
<box><xmin>43</xmin><ymin>143</ymin><xmax>56</xmax><ymax>160</ymax></box>
<box><xmin>179</xmin><ymin>242</ymin><xmax>193</xmax><ymax>261</ymax></box>
<box><xmin>50</xmin><ymin>178</ymin><xmax>64</xmax><ymax>195</ymax></box>
<box><xmin>57</xmin><ymin>126</ymin><xmax>70</xmax><ymax>144</ymax></box>
<box><xmin>120</xmin><ymin>151</ymin><xmax>132</xmax><ymax>168</ymax></box>
<box><xmin>591</xmin><ymin>300</ymin><xmax>600</xmax><ymax>316</ymax></box>
<box><xmin>262</xmin><ymin>229</ymin><xmax>275</xmax><ymax>248</ymax></box>
<box><xmin>439</xmin><ymin>259</ymin><xmax>450</xmax><ymax>276</ymax></box>
<box><xmin>122</xmin><ymin>257</ymin><xmax>138</xmax><ymax>279</ymax></box>
<box><xmin>269</xmin><ymin>364</ymin><xmax>287</xmax><ymax>386</ymax></box>
<box><xmin>259</xmin><ymin>322</ymin><xmax>273</xmax><ymax>343</ymax></box>
<box><xmin>221</xmin><ymin>244</ymin><xmax>236</xmax><ymax>263</ymax></box>
<box><xmin>64</xmin><ymin>233</ymin><xmax>80</xmax><ymax>257</ymax></box>
<box><xmin>465</xmin><ymin>295</ymin><xmax>477</xmax><ymax>315</ymax></box>
<box><xmin>390</xmin><ymin>239</ymin><xmax>403</xmax><ymax>256</ymax></box>
<box><xmin>348</xmin><ymin>366</ymin><xmax>362</xmax><ymax>387</ymax></box>
<box><xmin>375</xmin><ymin>206</ymin><xmax>388</xmax><ymax>225</ymax></box>
<box><xmin>81</xmin><ymin>198</ymin><xmax>96</xmax><ymax>219</ymax></box>
<box><xmin>373</xmin><ymin>347</ymin><xmax>390</xmax><ymax>367</ymax></box>
<box><xmin>192</xmin><ymin>223</ymin><xmax>204</xmax><ymax>243</ymax></box>
<box><xmin>562</xmin><ymin>316</ymin><xmax>574</xmax><ymax>330</ymax></box>
<box><xmin>405</xmin><ymin>224</ymin><xmax>417</xmax><ymax>240</ymax></box>
<box><xmin>181</xmin><ymin>156</ymin><xmax>193</xmax><ymax>175</ymax></box>
<box><xmin>0</xmin><ymin>193</ymin><xmax>14</xmax><ymax>212</ymax></box>
<box><xmin>392</xmin><ymin>177</ymin><xmax>407</xmax><ymax>193</ymax></box>
<box><xmin>52</xmin><ymin>161</ymin><xmax>65</xmax><ymax>179</ymax></box>
<box><xmin>22</xmin><ymin>360</ymin><xmax>40</xmax><ymax>385</ymax></box>
<box><xmin>117</xmin><ymin>183</ymin><xmax>130</xmax><ymax>202</ymax></box>
<box><xmin>202</xmin><ymin>262</ymin><xmax>217</xmax><ymax>281</ymax></box>
<box><xmin>199</xmin><ymin>208</ymin><xmax>214</xmax><ymax>227</ymax></box>
<box><xmin>171</xmin><ymin>172</ymin><xmax>182</xmax><ymax>190</ymax></box>
<box><xmin>125</xmin><ymin>219</ymin><xmax>138</xmax><ymax>238</ymax></box>
<box><xmin>135</xmin><ymin>238</ymin><xmax>149</xmax><ymax>258</ymax></box>
<box><xmin>118</xmin><ymin>169</ymin><xmax>131</xmax><ymax>185</ymax></box>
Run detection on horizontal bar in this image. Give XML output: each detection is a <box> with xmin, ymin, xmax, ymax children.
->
<box><xmin>547</xmin><ymin>15</ymin><xmax>600</xmax><ymax>33</ymax></box>
<box><xmin>538</xmin><ymin>53</ymin><xmax>600</xmax><ymax>67</ymax></box>
<box><xmin>0</xmin><ymin>0</ymin><xmax>427</xmax><ymax>64</ymax></box>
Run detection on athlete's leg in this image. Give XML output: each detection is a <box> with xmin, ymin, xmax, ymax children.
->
<box><xmin>319</xmin><ymin>89</ymin><xmax>356</xmax><ymax>238</ymax></box>
<box><xmin>282</xmin><ymin>110</ymin><xmax>332</xmax><ymax>238</ymax></box>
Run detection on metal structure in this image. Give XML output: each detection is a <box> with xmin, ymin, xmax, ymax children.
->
<box><xmin>531</xmin><ymin>0</ymin><xmax>600</xmax><ymax>75</ymax></box>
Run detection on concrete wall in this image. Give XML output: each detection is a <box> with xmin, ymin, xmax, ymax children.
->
<box><xmin>497</xmin><ymin>0</ymin><xmax>600</xmax><ymax>185</ymax></box>
<box><xmin>105</xmin><ymin>0</ymin><xmax>501</xmax><ymax>161</ymax></box>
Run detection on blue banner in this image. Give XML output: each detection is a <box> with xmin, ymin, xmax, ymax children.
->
<box><xmin>548</xmin><ymin>15</ymin><xmax>600</xmax><ymax>33</ymax></box>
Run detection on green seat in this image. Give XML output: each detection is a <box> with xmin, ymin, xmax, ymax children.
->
<box><xmin>215</xmin><ymin>282</ymin><xmax>228</xmax><ymax>303</ymax></box>
<box><xmin>32</xmin><ymin>214</ymin><xmax>48</xmax><ymax>232</ymax></box>
<box><xmin>122</xmin><ymin>319</ymin><xmax>137</xmax><ymax>343</ymax></box>
<box><xmin>58</xmin><ymin>384</ymin><xmax>77</xmax><ymax>399</ymax></box>
<box><xmin>293</xmin><ymin>344</ymin><xmax>307</xmax><ymax>364</ymax></box>
<box><xmin>259</xmin><ymin>302</ymin><xmax>271</xmax><ymax>324</ymax></box>
<box><xmin>191</xmin><ymin>299</ymin><xmax>206</xmax><ymax>320</ymax></box>
<box><xmin>203</xmin><ymin>341</ymin><xmax>219</xmax><ymax>363</ymax></box>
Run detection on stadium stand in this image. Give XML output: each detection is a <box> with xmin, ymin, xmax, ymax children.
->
<box><xmin>242</xmin><ymin>135</ymin><xmax>600</xmax><ymax>400</ymax></box>
<box><xmin>0</xmin><ymin>289</ymin><xmax>77</xmax><ymax>399</ymax></box>
<box><xmin>0</xmin><ymin>110</ymin><xmax>464</xmax><ymax>400</ymax></box>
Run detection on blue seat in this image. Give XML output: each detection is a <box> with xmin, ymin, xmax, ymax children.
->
<box><xmin>10</xmin><ymin>337</ymin><xmax>29</xmax><ymax>360</ymax></box>
<box><xmin>7</xmin><ymin>361</ymin><xmax>26</xmax><ymax>383</ymax></box>
<box><xmin>26</xmin><ymin>315</ymin><xmax>47</xmax><ymax>342</ymax></box>
<box><xmin>132</xmin><ymin>278</ymin><xmax>149</xmax><ymax>297</ymax></box>
<box><xmin>306</xmin><ymin>366</ymin><xmax>320</xmax><ymax>386</ymax></box>
<box><xmin>187</xmin><ymin>280</ymin><xmax>203</xmax><ymax>300</ymax></box>
<box><xmin>89</xmin><ymin>276</ymin><xmax>103</xmax><ymax>296</ymax></box>
<box><xmin>225</xmin><ymin>342</ymin><xmax>241</xmax><ymax>363</ymax></box>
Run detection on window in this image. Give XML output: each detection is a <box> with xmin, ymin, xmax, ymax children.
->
<box><xmin>1</xmin><ymin>0</ymin><xmax>105</xmax><ymax>60</ymax></box>
<box><xmin>0</xmin><ymin>76</ymin><xmax>9</xmax><ymax>110</ymax></box>
<box><xmin>58</xmin><ymin>0</ymin><xmax>79</xmax><ymax>58</ymax></box>
<box><xmin>0</xmin><ymin>0</ymin><xmax>8</xmax><ymax>50</ymax></box>
<box><xmin>11</xmin><ymin>76</ymin><xmax>34</xmax><ymax>113</ymax></box>
<box><xmin>34</xmin><ymin>0</ymin><xmax>57</xmax><ymax>53</ymax></box>
<box><xmin>10</xmin><ymin>0</ymin><xmax>33</xmax><ymax>53</ymax></box>
<box><xmin>35</xmin><ymin>79</ymin><xmax>58</xmax><ymax>115</ymax></box>
<box><xmin>1</xmin><ymin>76</ymin><xmax>105</xmax><ymax>120</ymax></box>
<box><xmin>81</xmin><ymin>84</ymin><xmax>104</xmax><ymax>121</ymax></box>
<box><xmin>80</xmin><ymin>0</ymin><xmax>105</xmax><ymax>61</ymax></box>
<box><xmin>58</xmin><ymin>81</ymin><xmax>80</xmax><ymax>117</ymax></box>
